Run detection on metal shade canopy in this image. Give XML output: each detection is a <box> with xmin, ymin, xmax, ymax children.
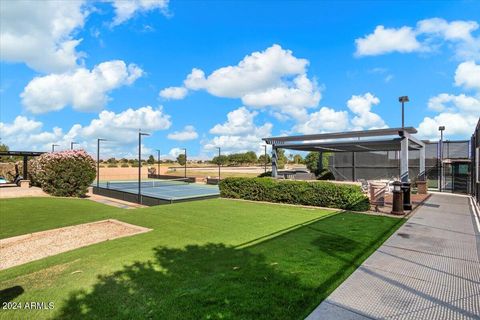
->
<box><xmin>263</xmin><ymin>127</ymin><xmax>417</xmax><ymax>145</ymax></box>
<box><xmin>263</xmin><ymin>127</ymin><xmax>426</xmax><ymax>183</ymax></box>
<box><xmin>275</xmin><ymin>138</ymin><xmax>423</xmax><ymax>153</ymax></box>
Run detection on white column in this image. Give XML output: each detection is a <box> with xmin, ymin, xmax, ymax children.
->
<box><xmin>400</xmin><ymin>137</ymin><xmax>409</xmax><ymax>182</ymax></box>
<box><xmin>419</xmin><ymin>146</ymin><xmax>425</xmax><ymax>181</ymax></box>
<box><xmin>271</xmin><ymin>147</ymin><xmax>278</xmax><ymax>178</ymax></box>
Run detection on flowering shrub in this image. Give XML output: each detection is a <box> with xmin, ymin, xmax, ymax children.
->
<box><xmin>29</xmin><ymin>150</ymin><xmax>96</xmax><ymax>197</ymax></box>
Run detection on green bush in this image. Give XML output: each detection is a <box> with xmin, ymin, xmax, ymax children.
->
<box><xmin>107</xmin><ymin>164</ymin><xmax>118</xmax><ymax>168</ymax></box>
<box><xmin>257</xmin><ymin>171</ymin><xmax>272</xmax><ymax>177</ymax></box>
<box><xmin>120</xmin><ymin>163</ymin><xmax>129</xmax><ymax>168</ymax></box>
<box><xmin>29</xmin><ymin>150</ymin><xmax>96</xmax><ymax>197</ymax></box>
<box><xmin>219</xmin><ymin>177</ymin><xmax>369</xmax><ymax>211</ymax></box>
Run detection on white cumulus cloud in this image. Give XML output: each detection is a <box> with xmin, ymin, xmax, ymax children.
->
<box><xmin>21</xmin><ymin>60</ymin><xmax>143</xmax><ymax>114</ymax></box>
<box><xmin>418</xmin><ymin>93</ymin><xmax>480</xmax><ymax>139</ymax></box>
<box><xmin>81</xmin><ymin>106</ymin><xmax>171</xmax><ymax>142</ymax></box>
<box><xmin>294</xmin><ymin>107</ymin><xmax>349</xmax><ymax>134</ymax></box>
<box><xmin>180</xmin><ymin>44</ymin><xmax>321</xmax><ymax>121</ymax></box>
<box><xmin>417</xmin><ymin>112</ymin><xmax>478</xmax><ymax>140</ymax></box>
<box><xmin>209</xmin><ymin>107</ymin><xmax>258</xmax><ymax>135</ymax></box>
<box><xmin>204</xmin><ymin>107</ymin><xmax>273</xmax><ymax>154</ymax></box>
<box><xmin>455</xmin><ymin>61</ymin><xmax>480</xmax><ymax>91</ymax></box>
<box><xmin>167</xmin><ymin>125</ymin><xmax>198</xmax><ymax>141</ymax></box>
<box><xmin>110</xmin><ymin>0</ymin><xmax>170</xmax><ymax>26</ymax></box>
<box><xmin>428</xmin><ymin>93</ymin><xmax>480</xmax><ymax>114</ymax></box>
<box><xmin>0</xmin><ymin>106</ymin><xmax>171</xmax><ymax>154</ymax></box>
<box><xmin>0</xmin><ymin>116</ymin><xmax>42</xmax><ymax>137</ymax></box>
<box><xmin>159</xmin><ymin>86</ymin><xmax>188</xmax><ymax>100</ymax></box>
<box><xmin>0</xmin><ymin>0</ymin><xmax>87</xmax><ymax>73</ymax></box>
<box><xmin>355</xmin><ymin>18</ymin><xmax>480</xmax><ymax>59</ymax></box>
<box><xmin>347</xmin><ymin>93</ymin><xmax>386</xmax><ymax>129</ymax></box>
<box><xmin>355</xmin><ymin>26</ymin><xmax>421</xmax><ymax>56</ymax></box>
<box><xmin>169</xmin><ymin>147</ymin><xmax>184</xmax><ymax>157</ymax></box>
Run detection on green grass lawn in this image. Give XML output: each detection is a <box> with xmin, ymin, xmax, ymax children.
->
<box><xmin>0</xmin><ymin>197</ymin><xmax>404</xmax><ymax>320</ymax></box>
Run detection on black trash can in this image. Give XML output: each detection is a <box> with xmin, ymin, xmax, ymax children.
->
<box><xmin>401</xmin><ymin>182</ymin><xmax>412</xmax><ymax>210</ymax></box>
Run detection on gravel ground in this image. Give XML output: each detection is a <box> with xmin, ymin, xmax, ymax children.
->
<box><xmin>0</xmin><ymin>219</ymin><xmax>151</xmax><ymax>270</ymax></box>
<box><xmin>0</xmin><ymin>186</ymin><xmax>48</xmax><ymax>198</ymax></box>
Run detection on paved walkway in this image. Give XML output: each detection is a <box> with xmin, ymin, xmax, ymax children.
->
<box><xmin>307</xmin><ymin>193</ymin><xmax>480</xmax><ymax>320</ymax></box>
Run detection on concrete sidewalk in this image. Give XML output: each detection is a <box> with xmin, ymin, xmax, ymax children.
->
<box><xmin>306</xmin><ymin>193</ymin><xmax>480</xmax><ymax>320</ymax></box>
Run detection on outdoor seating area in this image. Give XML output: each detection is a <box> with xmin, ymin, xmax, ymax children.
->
<box><xmin>2</xmin><ymin>2</ymin><xmax>480</xmax><ymax>319</ymax></box>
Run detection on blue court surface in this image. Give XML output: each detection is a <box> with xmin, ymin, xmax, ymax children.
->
<box><xmin>96</xmin><ymin>179</ymin><xmax>220</xmax><ymax>201</ymax></box>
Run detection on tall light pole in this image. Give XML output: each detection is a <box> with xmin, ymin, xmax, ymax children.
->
<box><xmin>398</xmin><ymin>96</ymin><xmax>409</xmax><ymax>129</ymax></box>
<box><xmin>181</xmin><ymin>148</ymin><xmax>187</xmax><ymax>178</ymax></box>
<box><xmin>138</xmin><ymin>131</ymin><xmax>150</xmax><ymax>203</ymax></box>
<box><xmin>51</xmin><ymin>144</ymin><xmax>59</xmax><ymax>152</ymax></box>
<box><xmin>216</xmin><ymin>147</ymin><xmax>221</xmax><ymax>180</ymax></box>
<box><xmin>97</xmin><ymin>138</ymin><xmax>106</xmax><ymax>187</ymax></box>
<box><xmin>70</xmin><ymin>141</ymin><xmax>78</xmax><ymax>150</ymax></box>
<box><xmin>439</xmin><ymin>126</ymin><xmax>445</xmax><ymax>192</ymax></box>
<box><xmin>156</xmin><ymin>149</ymin><xmax>161</xmax><ymax>177</ymax></box>
<box><xmin>263</xmin><ymin>145</ymin><xmax>267</xmax><ymax>173</ymax></box>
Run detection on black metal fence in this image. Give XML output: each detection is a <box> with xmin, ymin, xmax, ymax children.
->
<box><xmin>471</xmin><ymin>119</ymin><xmax>480</xmax><ymax>203</ymax></box>
<box><xmin>328</xmin><ymin>140</ymin><xmax>470</xmax><ymax>190</ymax></box>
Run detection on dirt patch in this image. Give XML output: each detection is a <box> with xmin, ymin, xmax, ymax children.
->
<box><xmin>98</xmin><ymin>167</ymin><xmax>157</xmax><ymax>181</ymax></box>
<box><xmin>0</xmin><ymin>220</ymin><xmax>151</xmax><ymax>270</ymax></box>
<box><xmin>0</xmin><ymin>186</ymin><xmax>49</xmax><ymax>199</ymax></box>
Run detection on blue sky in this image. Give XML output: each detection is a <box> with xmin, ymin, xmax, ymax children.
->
<box><xmin>1</xmin><ymin>0</ymin><xmax>479</xmax><ymax>159</ymax></box>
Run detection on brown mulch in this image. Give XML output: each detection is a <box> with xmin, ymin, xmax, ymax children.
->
<box><xmin>0</xmin><ymin>219</ymin><xmax>151</xmax><ymax>270</ymax></box>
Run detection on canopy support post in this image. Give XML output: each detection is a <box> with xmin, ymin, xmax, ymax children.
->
<box><xmin>400</xmin><ymin>137</ymin><xmax>409</xmax><ymax>182</ymax></box>
<box><xmin>271</xmin><ymin>146</ymin><xmax>278</xmax><ymax>178</ymax></box>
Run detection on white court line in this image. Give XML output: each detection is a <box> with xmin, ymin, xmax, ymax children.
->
<box><xmin>469</xmin><ymin>197</ymin><xmax>480</xmax><ymax>233</ymax></box>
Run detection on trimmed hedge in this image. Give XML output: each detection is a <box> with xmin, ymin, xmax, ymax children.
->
<box><xmin>219</xmin><ymin>177</ymin><xmax>369</xmax><ymax>211</ymax></box>
<box><xmin>29</xmin><ymin>150</ymin><xmax>96</xmax><ymax>197</ymax></box>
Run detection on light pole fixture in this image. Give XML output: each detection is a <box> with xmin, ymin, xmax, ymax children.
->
<box><xmin>263</xmin><ymin>145</ymin><xmax>268</xmax><ymax>173</ymax></box>
<box><xmin>181</xmin><ymin>148</ymin><xmax>187</xmax><ymax>178</ymax></box>
<box><xmin>96</xmin><ymin>138</ymin><xmax>107</xmax><ymax>188</ymax></box>
<box><xmin>70</xmin><ymin>141</ymin><xmax>78</xmax><ymax>150</ymax></box>
<box><xmin>398</xmin><ymin>96</ymin><xmax>409</xmax><ymax>129</ymax></box>
<box><xmin>51</xmin><ymin>144</ymin><xmax>59</xmax><ymax>152</ymax></box>
<box><xmin>156</xmin><ymin>149</ymin><xmax>161</xmax><ymax>177</ymax></box>
<box><xmin>438</xmin><ymin>126</ymin><xmax>445</xmax><ymax>192</ymax></box>
<box><xmin>138</xmin><ymin>131</ymin><xmax>150</xmax><ymax>203</ymax></box>
<box><xmin>216</xmin><ymin>147</ymin><xmax>221</xmax><ymax>180</ymax></box>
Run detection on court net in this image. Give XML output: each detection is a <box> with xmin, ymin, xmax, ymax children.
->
<box><xmin>106</xmin><ymin>178</ymin><xmax>190</xmax><ymax>190</ymax></box>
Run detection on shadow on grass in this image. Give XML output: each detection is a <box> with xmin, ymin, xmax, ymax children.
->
<box><xmin>55</xmin><ymin>243</ymin><xmax>309</xmax><ymax>320</ymax></box>
<box><xmin>54</xmin><ymin>213</ymin><xmax>404</xmax><ymax>320</ymax></box>
<box><xmin>0</xmin><ymin>286</ymin><xmax>24</xmax><ymax>303</ymax></box>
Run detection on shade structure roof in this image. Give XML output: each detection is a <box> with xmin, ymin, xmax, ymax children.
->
<box><xmin>263</xmin><ymin>127</ymin><xmax>424</xmax><ymax>153</ymax></box>
<box><xmin>0</xmin><ymin>151</ymin><xmax>45</xmax><ymax>156</ymax></box>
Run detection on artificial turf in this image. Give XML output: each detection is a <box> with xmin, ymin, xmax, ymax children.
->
<box><xmin>0</xmin><ymin>197</ymin><xmax>404</xmax><ymax>320</ymax></box>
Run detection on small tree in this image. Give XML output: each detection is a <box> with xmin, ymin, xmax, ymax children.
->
<box><xmin>0</xmin><ymin>144</ymin><xmax>9</xmax><ymax>152</ymax></box>
<box><xmin>258</xmin><ymin>154</ymin><xmax>271</xmax><ymax>165</ymax></box>
<box><xmin>305</xmin><ymin>152</ymin><xmax>319</xmax><ymax>173</ymax></box>
<box><xmin>293</xmin><ymin>154</ymin><xmax>303</xmax><ymax>164</ymax></box>
<box><xmin>276</xmin><ymin>149</ymin><xmax>287</xmax><ymax>169</ymax></box>
<box><xmin>212</xmin><ymin>155</ymin><xmax>228</xmax><ymax>166</ymax></box>
<box><xmin>305</xmin><ymin>152</ymin><xmax>332</xmax><ymax>176</ymax></box>
<box><xmin>147</xmin><ymin>155</ymin><xmax>155</xmax><ymax>164</ymax></box>
<box><xmin>177</xmin><ymin>154</ymin><xmax>186</xmax><ymax>166</ymax></box>
<box><xmin>244</xmin><ymin>151</ymin><xmax>258</xmax><ymax>164</ymax></box>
